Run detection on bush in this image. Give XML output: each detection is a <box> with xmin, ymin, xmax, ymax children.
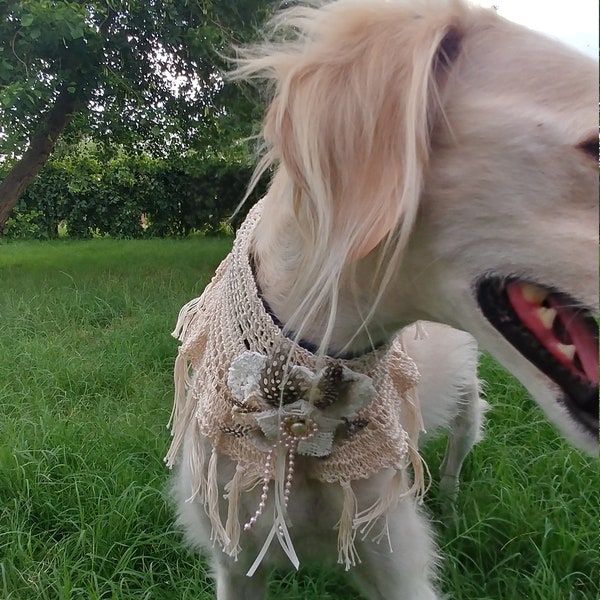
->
<box><xmin>4</xmin><ymin>209</ymin><xmax>49</xmax><ymax>240</ymax></box>
<box><xmin>4</xmin><ymin>150</ymin><xmax>268</xmax><ymax>239</ymax></box>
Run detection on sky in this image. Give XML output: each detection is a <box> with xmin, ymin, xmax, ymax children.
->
<box><xmin>476</xmin><ymin>0</ymin><xmax>599</xmax><ymax>58</ymax></box>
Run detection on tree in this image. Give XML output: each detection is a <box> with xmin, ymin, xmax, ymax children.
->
<box><xmin>0</xmin><ymin>0</ymin><xmax>270</xmax><ymax>237</ymax></box>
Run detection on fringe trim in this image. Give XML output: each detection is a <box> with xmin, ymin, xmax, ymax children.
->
<box><xmin>353</xmin><ymin>469</ymin><xmax>407</xmax><ymax>545</ymax></box>
<box><xmin>223</xmin><ymin>465</ymin><xmax>245</xmax><ymax>559</ymax></box>
<box><xmin>171</xmin><ymin>296</ymin><xmax>203</xmax><ymax>341</ymax></box>
<box><xmin>206</xmin><ymin>447</ymin><xmax>230</xmax><ymax>548</ymax></box>
<box><xmin>387</xmin><ymin>357</ymin><xmax>429</xmax><ymax>503</ymax></box>
<box><xmin>403</xmin><ymin>386</ymin><xmax>430</xmax><ymax>502</ymax></box>
<box><xmin>185</xmin><ymin>421</ymin><xmax>207</xmax><ymax>503</ymax></box>
<box><xmin>165</xmin><ymin>297</ymin><xmax>206</xmax><ymax>469</ymax></box>
<box><xmin>404</xmin><ymin>386</ymin><xmax>425</xmax><ymax>440</ymax></box>
<box><xmin>414</xmin><ymin>321</ymin><xmax>428</xmax><ymax>340</ymax></box>
<box><xmin>336</xmin><ymin>481</ymin><xmax>360</xmax><ymax>570</ymax></box>
<box><xmin>164</xmin><ymin>350</ymin><xmax>195</xmax><ymax>468</ymax></box>
<box><xmin>352</xmin><ymin>423</ymin><xmax>428</xmax><ymax>551</ymax></box>
<box><xmin>165</xmin><ymin>224</ymin><xmax>429</xmax><ymax>574</ymax></box>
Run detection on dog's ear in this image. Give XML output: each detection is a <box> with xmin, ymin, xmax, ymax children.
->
<box><xmin>264</xmin><ymin>4</ymin><xmax>466</xmax><ymax>261</ymax></box>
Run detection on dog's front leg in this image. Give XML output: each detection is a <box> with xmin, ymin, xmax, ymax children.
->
<box><xmin>212</xmin><ymin>554</ymin><xmax>268</xmax><ymax>600</ymax></box>
<box><xmin>348</xmin><ymin>497</ymin><xmax>441</xmax><ymax>600</ymax></box>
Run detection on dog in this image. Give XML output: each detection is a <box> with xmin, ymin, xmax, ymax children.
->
<box><xmin>165</xmin><ymin>1</ymin><xmax>599</xmax><ymax>598</ymax></box>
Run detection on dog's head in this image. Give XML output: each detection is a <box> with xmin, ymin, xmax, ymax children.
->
<box><xmin>235</xmin><ymin>0</ymin><xmax>598</xmax><ymax>454</ymax></box>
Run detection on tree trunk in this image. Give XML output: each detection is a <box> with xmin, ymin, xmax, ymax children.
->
<box><xmin>0</xmin><ymin>87</ymin><xmax>78</xmax><ymax>238</ymax></box>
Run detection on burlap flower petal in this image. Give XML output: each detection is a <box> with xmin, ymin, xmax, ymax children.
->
<box><xmin>317</xmin><ymin>365</ymin><xmax>376</xmax><ymax>418</ymax></box>
<box><xmin>228</xmin><ymin>352</ymin><xmax>268</xmax><ymax>405</ymax></box>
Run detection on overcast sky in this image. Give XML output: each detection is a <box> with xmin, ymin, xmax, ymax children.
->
<box><xmin>477</xmin><ymin>0</ymin><xmax>598</xmax><ymax>58</ymax></box>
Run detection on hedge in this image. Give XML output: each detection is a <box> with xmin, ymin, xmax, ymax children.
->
<box><xmin>3</xmin><ymin>152</ymin><xmax>268</xmax><ymax>239</ymax></box>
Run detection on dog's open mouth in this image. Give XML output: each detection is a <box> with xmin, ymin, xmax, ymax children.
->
<box><xmin>476</xmin><ymin>276</ymin><xmax>599</xmax><ymax>434</ymax></box>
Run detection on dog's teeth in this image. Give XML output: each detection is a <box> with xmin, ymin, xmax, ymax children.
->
<box><xmin>521</xmin><ymin>283</ymin><xmax>548</xmax><ymax>304</ymax></box>
<box><xmin>556</xmin><ymin>343</ymin><xmax>576</xmax><ymax>361</ymax></box>
<box><xmin>536</xmin><ymin>306</ymin><xmax>557</xmax><ymax>329</ymax></box>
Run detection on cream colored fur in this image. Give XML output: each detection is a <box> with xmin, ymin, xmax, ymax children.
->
<box><xmin>173</xmin><ymin>1</ymin><xmax>598</xmax><ymax>598</ymax></box>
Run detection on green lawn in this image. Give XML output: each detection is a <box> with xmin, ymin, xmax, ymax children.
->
<box><xmin>1</xmin><ymin>239</ymin><xmax>598</xmax><ymax>600</ymax></box>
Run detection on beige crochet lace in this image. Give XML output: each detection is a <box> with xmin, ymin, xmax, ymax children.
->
<box><xmin>165</xmin><ymin>200</ymin><xmax>426</xmax><ymax>573</ymax></box>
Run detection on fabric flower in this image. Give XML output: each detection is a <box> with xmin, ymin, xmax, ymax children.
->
<box><xmin>226</xmin><ymin>345</ymin><xmax>376</xmax><ymax>457</ymax></box>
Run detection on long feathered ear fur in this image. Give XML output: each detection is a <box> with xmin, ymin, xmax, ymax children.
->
<box><xmin>232</xmin><ymin>0</ymin><xmax>468</xmax><ymax>350</ymax></box>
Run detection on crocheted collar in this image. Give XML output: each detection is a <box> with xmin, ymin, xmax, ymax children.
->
<box><xmin>166</xmin><ymin>199</ymin><xmax>426</xmax><ymax>575</ymax></box>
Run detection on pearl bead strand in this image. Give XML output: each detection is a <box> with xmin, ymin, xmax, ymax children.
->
<box><xmin>244</xmin><ymin>446</ymin><xmax>274</xmax><ymax>531</ymax></box>
<box><xmin>243</xmin><ymin>417</ymin><xmax>317</xmax><ymax>533</ymax></box>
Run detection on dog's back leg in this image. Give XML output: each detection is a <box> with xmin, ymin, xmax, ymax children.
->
<box><xmin>438</xmin><ymin>379</ymin><xmax>487</xmax><ymax>508</ymax></box>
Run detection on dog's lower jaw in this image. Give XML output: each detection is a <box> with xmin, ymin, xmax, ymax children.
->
<box><xmin>470</xmin><ymin>320</ymin><xmax>599</xmax><ymax>456</ymax></box>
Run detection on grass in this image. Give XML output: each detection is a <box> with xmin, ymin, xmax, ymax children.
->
<box><xmin>1</xmin><ymin>238</ymin><xmax>598</xmax><ymax>600</ymax></box>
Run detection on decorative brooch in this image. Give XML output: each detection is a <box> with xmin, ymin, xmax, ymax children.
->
<box><xmin>224</xmin><ymin>342</ymin><xmax>376</xmax><ymax>534</ymax></box>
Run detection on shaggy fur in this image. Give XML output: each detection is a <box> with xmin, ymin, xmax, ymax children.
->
<box><xmin>171</xmin><ymin>1</ymin><xmax>598</xmax><ymax>598</ymax></box>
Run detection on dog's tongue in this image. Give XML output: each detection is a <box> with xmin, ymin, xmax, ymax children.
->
<box><xmin>507</xmin><ymin>283</ymin><xmax>598</xmax><ymax>384</ymax></box>
<box><xmin>547</xmin><ymin>298</ymin><xmax>599</xmax><ymax>385</ymax></box>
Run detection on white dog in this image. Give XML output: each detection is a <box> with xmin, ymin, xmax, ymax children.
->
<box><xmin>165</xmin><ymin>1</ymin><xmax>598</xmax><ymax>599</ymax></box>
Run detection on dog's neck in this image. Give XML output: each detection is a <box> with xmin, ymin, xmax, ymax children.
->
<box><xmin>250</xmin><ymin>185</ymin><xmax>420</xmax><ymax>356</ymax></box>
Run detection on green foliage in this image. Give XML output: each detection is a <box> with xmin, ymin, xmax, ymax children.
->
<box><xmin>0</xmin><ymin>0</ymin><xmax>271</xmax><ymax>161</ymax></box>
<box><xmin>3</xmin><ymin>149</ymin><xmax>267</xmax><ymax>239</ymax></box>
<box><xmin>0</xmin><ymin>0</ymin><xmax>272</xmax><ymax>236</ymax></box>
<box><xmin>0</xmin><ymin>0</ymin><xmax>98</xmax><ymax>158</ymax></box>
<box><xmin>3</xmin><ymin>209</ymin><xmax>47</xmax><ymax>240</ymax></box>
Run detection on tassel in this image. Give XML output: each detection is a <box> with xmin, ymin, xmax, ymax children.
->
<box><xmin>165</xmin><ymin>326</ymin><xmax>206</xmax><ymax>468</ymax></box>
<box><xmin>171</xmin><ymin>255</ymin><xmax>229</xmax><ymax>340</ymax></box>
<box><xmin>206</xmin><ymin>447</ymin><xmax>230</xmax><ymax>548</ymax></box>
<box><xmin>403</xmin><ymin>387</ymin><xmax>429</xmax><ymax>502</ymax></box>
<box><xmin>354</xmin><ymin>470</ymin><xmax>406</xmax><ymax>544</ymax></box>
<box><xmin>223</xmin><ymin>465</ymin><xmax>245</xmax><ymax>559</ymax></box>
<box><xmin>387</xmin><ymin>355</ymin><xmax>429</xmax><ymax>503</ymax></box>
<box><xmin>171</xmin><ymin>296</ymin><xmax>202</xmax><ymax>341</ymax></box>
<box><xmin>407</xmin><ymin>439</ymin><xmax>430</xmax><ymax>503</ymax></box>
<box><xmin>185</xmin><ymin>421</ymin><xmax>207</xmax><ymax>503</ymax></box>
<box><xmin>414</xmin><ymin>321</ymin><xmax>428</xmax><ymax>340</ymax></box>
<box><xmin>404</xmin><ymin>386</ymin><xmax>425</xmax><ymax>438</ymax></box>
<box><xmin>336</xmin><ymin>481</ymin><xmax>360</xmax><ymax>570</ymax></box>
<box><xmin>164</xmin><ymin>351</ymin><xmax>196</xmax><ymax>468</ymax></box>
<box><xmin>239</xmin><ymin>470</ymin><xmax>264</xmax><ymax>492</ymax></box>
